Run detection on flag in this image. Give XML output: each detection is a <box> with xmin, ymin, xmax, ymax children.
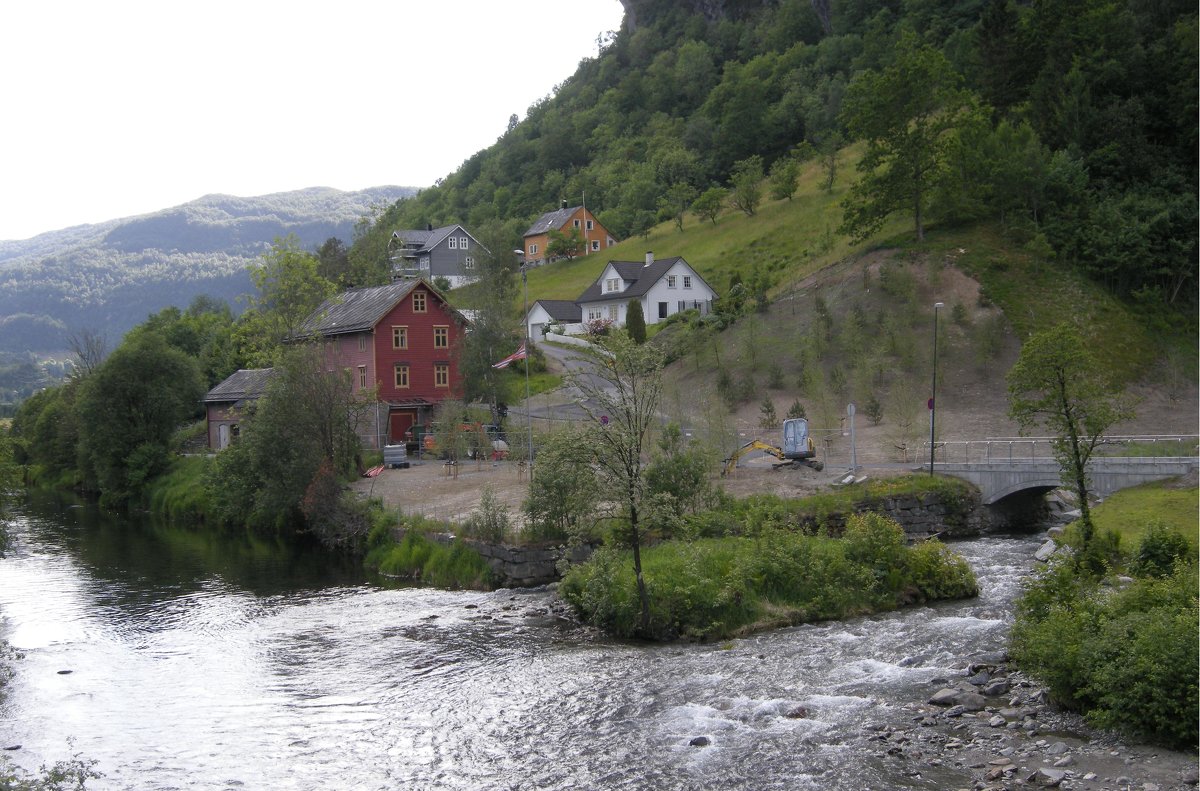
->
<box><xmin>492</xmin><ymin>341</ymin><xmax>527</xmax><ymax>369</ymax></box>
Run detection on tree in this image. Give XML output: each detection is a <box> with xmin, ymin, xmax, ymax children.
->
<box><xmin>657</xmin><ymin>182</ymin><xmax>697</xmax><ymax>231</ymax></box>
<box><xmin>759</xmin><ymin>397</ymin><xmax>780</xmax><ymax>429</ymax></box>
<box><xmin>691</xmin><ymin>186</ymin><xmax>728</xmax><ymax>225</ymax></box>
<box><xmin>546</xmin><ymin>227</ymin><xmax>584</xmax><ymax>260</ymax></box>
<box><xmin>238</xmin><ymin>235</ymin><xmax>336</xmax><ymax>366</ymax></box>
<box><xmin>768</xmin><ymin>156</ymin><xmax>801</xmax><ymax>201</ymax></box>
<box><xmin>208</xmin><ymin>344</ymin><xmax>370</xmax><ymax>539</ymax></box>
<box><xmin>1007</xmin><ymin>324</ymin><xmax>1134</xmax><ymax>553</ymax></box>
<box><xmin>625</xmin><ymin>299</ymin><xmax>647</xmax><ymax>344</ymax></box>
<box><xmin>455</xmin><ymin>222</ymin><xmax>521</xmax><ymax>421</ymax></box>
<box><xmin>315</xmin><ymin>237</ymin><xmax>351</xmax><ymax>285</ymax></box>
<box><xmin>729</xmin><ymin>155</ymin><xmax>764</xmax><ymax>216</ymax></box>
<box><xmin>77</xmin><ymin>334</ymin><xmax>204</xmax><ymax>507</ymax></box>
<box><xmin>839</xmin><ymin>31</ymin><xmax>980</xmax><ymax>242</ymax></box>
<box><xmin>565</xmin><ymin>333</ymin><xmax>664</xmax><ymax>635</ymax></box>
<box><xmin>65</xmin><ymin>328</ymin><xmax>108</xmax><ymax>378</ymax></box>
<box><xmin>522</xmin><ymin>426</ymin><xmax>601</xmax><ymax>542</ymax></box>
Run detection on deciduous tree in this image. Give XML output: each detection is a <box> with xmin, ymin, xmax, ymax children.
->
<box><xmin>565</xmin><ymin>333</ymin><xmax>664</xmax><ymax>635</ymax></box>
<box><xmin>1007</xmin><ymin>324</ymin><xmax>1134</xmax><ymax>553</ymax></box>
<box><xmin>839</xmin><ymin>31</ymin><xmax>980</xmax><ymax>242</ymax></box>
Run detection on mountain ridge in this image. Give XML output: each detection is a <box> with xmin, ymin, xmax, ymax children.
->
<box><xmin>0</xmin><ymin>185</ymin><xmax>415</xmax><ymax>353</ymax></box>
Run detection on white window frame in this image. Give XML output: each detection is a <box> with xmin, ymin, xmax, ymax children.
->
<box><xmin>667</xmin><ymin>275</ymin><xmax>677</xmax><ymax>288</ymax></box>
<box><xmin>590</xmin><ymin>240</ymin><xmax>600</xmax><ymax>251</ymax></box>
<box><xmin>586</xmin><ymin>219</ymin><xmax>594</xmax><ymax>231</ymax></box>
<box><xmin>529</xmin><ymin>243</ymin><xmax>538</xmax><ymax>255</ymax></box>
<box><xmin>573</xmin><ymin>219</ymin><xmax>581</xmax><ymax>229</ymax></box>
<box><xmin>683</xmin><ymin>275</ymin><xmax>692</xmax><ymax>289</ymax></box>
<box><xmin>606</xmin><ymin>236</ymin><xmax>614</xmax><ymax>247</ymax></box>
<box><xmin>608</xmin><ymin>304</ymin><xmax>618</xmax><ymax>321</ymax></box>
<box><xmin>464</xmin><ymin>256</ymin><xmax>474</xmax><ymax>269</ymax></box>
<box><xmin>459</xmin><ymin>237</ymin><xmax>468</xmax><ymax>249</ymax></box>
<box><xmin>448</xmin><ymin>237</ymin><xmax>458</xmax><ymax>250</ymax></box>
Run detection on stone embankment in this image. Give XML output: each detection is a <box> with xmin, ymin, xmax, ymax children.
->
<box><xmin>867</xmin><ymin>654</ymin><xmax>1199</xmax><ymax>790</ymax></box>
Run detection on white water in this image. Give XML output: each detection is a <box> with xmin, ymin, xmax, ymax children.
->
<box><xmin>0</xmin><ymin>495</ymin><xmax>1041</xmax><ymax>790</ymax></box>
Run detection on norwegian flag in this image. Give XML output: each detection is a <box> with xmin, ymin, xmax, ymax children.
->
<box><xmin>492</xmin><ymin>341</ymin><xmax>528</xmax><ymax>369</ymax></box>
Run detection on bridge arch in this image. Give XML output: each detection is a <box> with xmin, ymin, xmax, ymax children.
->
<box><xmin>983</xmin><ymin>476</ymin><xmax>1063</xmax><ymax>505</ymax></box>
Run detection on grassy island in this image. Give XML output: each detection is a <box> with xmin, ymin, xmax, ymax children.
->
<box><xmin>560</xmin><ymin>511</ymin><xmax>977</xmax><ymax>642</ymax></box>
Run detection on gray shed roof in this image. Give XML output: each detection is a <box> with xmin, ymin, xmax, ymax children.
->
<box><xmin>203</xmin><ymin>368</ymin><xmax>274</xmax><ymax>404</ymax></box>
<box><xmin>576</xmin><ymin>257</ymin><xmax>707</xmax><ymax>304</ymax></box>
<box><xmin>533</xmin><ymin>299</ymin><xmax>582</xmax><ymax>322</ymax></box>
<box><xmin>523</xmin><ymin>206</ymin><xmax>582</xmax><ymax>237</ymax></box>
<box><xmin>295</xmin><ymin>281</ymin><xmax>426</xmax><ymax>338</ymax></box>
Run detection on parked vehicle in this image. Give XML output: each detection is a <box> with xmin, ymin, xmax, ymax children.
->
<box><xmin>722</xmin><ymin>417</ymin><xmax>824</xmax><ymax>475</ymax></box>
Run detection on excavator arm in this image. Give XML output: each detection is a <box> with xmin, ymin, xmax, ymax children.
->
<box><xmin>722</xmin><ymin>439</ymin><xmax>785</xmax><ymax>476</ymax></box>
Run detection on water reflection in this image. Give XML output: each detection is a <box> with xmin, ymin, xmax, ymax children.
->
<box><xmin>1</xmin><ymin>493</ymin><xmax>1042</xmax><ymax>790</ymax></box>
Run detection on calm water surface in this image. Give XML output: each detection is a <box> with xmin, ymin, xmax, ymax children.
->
<box><xmin>0</xmin><ymin>491</ymin><xmax>1041</xmax><ymax>790</ymax></box>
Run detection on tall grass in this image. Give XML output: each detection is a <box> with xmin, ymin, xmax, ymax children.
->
<box><xmin>143</xmin><ymin>455</ymin><xmax>213</xmax><ymax>522</ymax></box>
<box><xmin>364</xmin><ymin>519</ymin><xmax>492</xmax><ymax>590</ymax></box>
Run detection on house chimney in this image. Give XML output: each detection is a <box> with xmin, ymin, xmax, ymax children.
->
<box><xmin>644</xmin><ymin>251</ymin><xmax>654</xmax><ymax>268</ymax></box>
<box><xmin>561</xmin><ymin>198</ymin><xmax>568</xmax><ymax>210</ymax></box>
<box><xmin>427</xmin><ymin>222</ymin><xmax>433</xmax><ymax>232</ymax></box>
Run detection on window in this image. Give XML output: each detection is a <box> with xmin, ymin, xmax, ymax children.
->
<box><xmin>658</xmin><ymin>302</ymin><xmax>668</xmax><ymax>319</ymax></box>
<box><xmin>587</xmin><ymin>307</ymin><xmax>602</xmax><ymax>321</ymax></box>
<box><xmin>590</xmin><ymin>240</ymin><xmax>599</xmax><ymax>251</ymax></box>
<box><xmin>683</xmin><ymin>275</ymin><xmax>692</xmax><ymax>289</ymax></box>
<box><xmin>434</xmin><ymin>326</ymin><xmax>449</xmax><ymax>349</ymax></box>
<box><xmin>606</xmin><ymin>236</ymin><xmax>614</xmax><ymax>247</ymax></box>
<box><xmin>434</xmin><ymin>364</ymin><xmax>449</xmax><ymax>388</ymax></box>
<box><xmin>608</xmin><ymin>304</ymin><xmax>618</xmax><ymax>321</ymax></box>
<box><xmin>573</xmin><ymin>219</ymin><xmax>580</xmax><ymax>228</ymax></box>
<box><xmin>459</xmin><ymin>237</ymin><xmax>468</xmax><ymax>249</ymax></box>
<box><xmin>358</xmin><ymin>366</ymin><xmax>367</xmax><ymax>389</ymax></box>
<box><xmin>419</xmin><ymin>256</ymin><xmax>430</xmax><ymax>269</ymax></box>
<box><xmin>529</xmin><ymin>243</ymin><xmax>538</xmax><ymax>255</ymax></box>
<box><xmin>392</xmin><ymin>326</ymin><xmax>408</xmax><ymax>349</ymax></box>
<box><xmin>678</xmin><ymin>300</ymin><xmax>687</xmax><ymax>313</ymax></box>
<box><xmin>358</xmin><ymin>334</ymin><xmax>367</xmax><ymax>352</ymax></box>
<box><xmin>586</xmin><ymin>219</ymin><xmax>593</xmax><ymax>231</ymax></box>
<box><xmin>605</xmin><ymin>277</ymin><xmax>620</xmax><ymax>293</ymax></box>
<box><xmin>464</xmin><ymin>256</ymin><xmax>474</xmax><ymax>269</ymax></box>
<box><xmin>667</xmin><ymin>275</ymin><xmax>677</xmax><ymax>288</ymax></box>
<box><xmin>412</xmin><ymin>291</ymin><xmax>427</xmax><ymax>312</ymax></box>
<box><xmin>394</xmin><ymin>365</ymin><xmax>409</xmax><ymax>389</ymax></box>
<box><xmin>448</xmin><ymin>237</ymin><xmax>458</xmax><ymax>250</ymax></box>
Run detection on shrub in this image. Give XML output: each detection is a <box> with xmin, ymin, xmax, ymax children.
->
<box><xmin>785</xmin><ymin>399</ymin><xmax>806</xmax><ymax>419</ymax></box>
<box><xmin>1129</xmin><ymin>521</ymin><xmax>1191</xmax><ymax>577</ymax></box>
<box><xmin>365</xmin><ymin>528</ymin><xmax>491</xmax><ymax>590</ymax></box>
<box><xmin>1011</xmin><ymin>560</ymin><xmax>1198</xmax><ymax>749</ymax></box>
<box><xmin>461</xmin><ymin>485</ymin><xmax>510</xmax><ymax>543</ymax></box>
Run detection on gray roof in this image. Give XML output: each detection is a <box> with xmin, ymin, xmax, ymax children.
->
<box><xmin>295</xmin><ymin>281</ymin><xmax>425</xmax><ymax>338</ymax></box>
<box><xmin>203</xmin><ymin>368</ymin><xmax>274</xmax><ymax>404</ymax></box>
<box><xmin>523</xmin><ymin>206</ymin><xmax>582</xmax><ymax>237</ymax></box>
<box><xmin>391</xmin><ymin>224</ymin><xmax>485</xmax><ymax>254</ymax></box>
<box><xmin>533</xmin><ymin>299</ymin><xmax>582</xmax><ymax>322</ymax></box>
<box><xmin>576</xmin><ymin>257</ymin><xmax>711</xmax><ymax>304</ymax></box>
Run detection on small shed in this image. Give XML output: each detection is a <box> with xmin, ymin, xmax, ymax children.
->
<box><xmin>202</xmin><ymin>368</ymin><xmax>274</xmax><ymax>450</ymax></box>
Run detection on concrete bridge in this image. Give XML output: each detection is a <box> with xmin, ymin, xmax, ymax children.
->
<box><xmin>927</xmin><ymin>437</ymin><xmax>1198</xmax><ymax>504</ymax></box>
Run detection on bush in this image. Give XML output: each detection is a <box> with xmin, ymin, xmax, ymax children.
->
<box><xmin>1011</xmin><ymin>560</ymin><xmax>1198</xmax><ymax>749</ymax></box>
<box><xmin>461</xmin><ymin>485</ymin><xmax>510</xmax><ymax>543</ymax></box>
<box><xmin>1129</xmin><ymin>521</ymin><xmax>1191</xmax><ymax>577</ymax></box>
<box><xmin>365</xmin><ymin>528</ymin><xmax>492</xmax><ymax>590</ymax></box>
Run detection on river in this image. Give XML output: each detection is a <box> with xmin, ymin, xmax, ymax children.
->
<box><xmin>1</xmin><ymin>491</ymin><xmax>1044</xmax><ymax>790</ymax></box>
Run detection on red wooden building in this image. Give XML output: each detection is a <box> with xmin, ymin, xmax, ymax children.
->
<box><xmin>294</xmin><ymin>279</ymin><xmax>466</xmax><ymax>447</ymax></box>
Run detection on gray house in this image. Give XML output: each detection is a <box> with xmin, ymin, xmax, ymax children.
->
<box><xmin>389</xmin><ymin>224</ymin><xmax>488</xmax><ymax>288</ymax></box>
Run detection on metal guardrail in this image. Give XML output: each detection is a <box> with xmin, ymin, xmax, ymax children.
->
<box><xmin>922</xmin><ymin>435</ymin><xmax>1199</xmax><ymax>465</ymax></box>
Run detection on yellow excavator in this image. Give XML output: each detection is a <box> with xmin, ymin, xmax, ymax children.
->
<box><xmin>723</xmin><ymin>417</ymin><xmax>824</xmax><ymax>476</ymax></box>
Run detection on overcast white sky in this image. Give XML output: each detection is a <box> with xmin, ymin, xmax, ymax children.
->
<box><xmin>0</xmin><ymin>0</ymin><xmax>625</xmax><ymax>241</ymax></box>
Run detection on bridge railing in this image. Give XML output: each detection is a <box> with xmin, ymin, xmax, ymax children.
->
<box><xmin>923</xmin><ymin>435</ymin><xmax>1199</xmax><ymax>465</ymax></box>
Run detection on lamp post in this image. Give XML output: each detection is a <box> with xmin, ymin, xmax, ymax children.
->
<box><xmin>929</xmin><ymin>301</ymin><xmax>944</xmax><ymax>475</ymax></box>
<box><xmin>514</xmin><ymin>249</ymin><xmax>533</xmax><ymax>476</ymax></box>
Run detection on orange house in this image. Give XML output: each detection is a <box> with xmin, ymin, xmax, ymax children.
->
<box><xmin>522</xmin><ymin>202</ymin><xmax>617</xmax><ymax>265</ymax></box>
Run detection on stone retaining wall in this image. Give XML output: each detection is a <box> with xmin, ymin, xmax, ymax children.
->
<box><xmin>416</xmin><ymin>531</ymin><xmax>594</xmax><ymax>588</ymax></box>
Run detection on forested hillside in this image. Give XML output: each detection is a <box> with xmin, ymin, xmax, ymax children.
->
<box><xmin>0</xmin><ymin>186</ymin><xmax>413</xmax><ymax>353</ymax></box>
<box><xmin>349</xmin><ymin>0</ymin><xmax>1197</xmax><ymax>315</ymax></box>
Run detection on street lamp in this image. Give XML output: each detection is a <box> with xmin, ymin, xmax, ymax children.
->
<box><xmin>514</xmin><ymin>249</ymin><xmax>533</xmax><ymax>476</ymax></box>
<box><xmin>929</xmin><ymin>301</ymin><xmax>944</xmax><ymax>475</ymax></box>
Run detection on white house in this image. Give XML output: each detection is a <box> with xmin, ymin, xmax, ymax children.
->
<box><xmin>523</xmin><ymin>299</ymin><xmax>583</xmax><ymax>342</ymax></box>
<box><xmin>574</xmin><ymin>252</ymin><xmax>717</xmax><ymax>329</ymax></box>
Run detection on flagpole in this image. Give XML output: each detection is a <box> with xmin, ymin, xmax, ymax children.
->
<box><xmin>515</xmin><ymin>249</ymin><xmax>533</xmax><ymax>478</ymax></box>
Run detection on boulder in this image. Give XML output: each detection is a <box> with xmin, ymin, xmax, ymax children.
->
<box><xmin>689</xmin><ymin>736</ymin><xmax>711</xmax><ymax>747</ymax></box>
<box><xmin>1035</xmin><ymin>767</ymin><xmax>1067</xmax><ymax>786</ymax></box>
<box><xmin>1034</xmin><ymin>539</ymin><xmax>1058</xmax><ymax>562</ymax></box>
<box><xmin>929</xmin><ymin>688</ymin><xmax>961</xmax><ymax>706</ymax></box>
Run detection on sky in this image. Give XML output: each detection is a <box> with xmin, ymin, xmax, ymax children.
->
<box><xmin>0</xmin><ymin>0</ymin><xmax>625</xmax><ymax>241</ymax></box>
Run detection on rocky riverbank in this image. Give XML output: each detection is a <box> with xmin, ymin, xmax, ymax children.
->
<box><xmin>867</xmin><ymin>654</ymin><xmax>1199</xmax><ymax>790</ymax></box>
